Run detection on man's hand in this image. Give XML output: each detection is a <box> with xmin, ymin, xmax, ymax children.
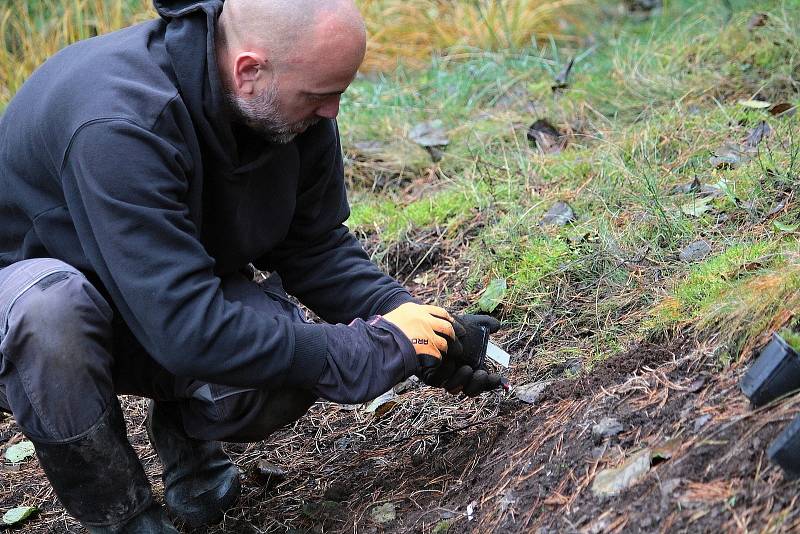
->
<box><xmin>427</xmin><ymin>314</ymin><xmax>504</xmax><ymax>397</ymax></box>
<box><xmin>383</xmin><ymin>303</ymin><xmax>456</xmax><ymax>370</ymax></box>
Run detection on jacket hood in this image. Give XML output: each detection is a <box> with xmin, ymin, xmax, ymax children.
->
<box><xmin>153</xmin><ymin>0</ymin><xmax>222</xmax><ymax>19</ymax></box>
<box><xmin>156</xmin><ymin>0</ymin><xmax>244</xmax><ymax>175</ymax></box>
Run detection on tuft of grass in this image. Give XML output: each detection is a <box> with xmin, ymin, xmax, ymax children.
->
<box><xmin>779</xmin><ymin>327</ymin><xmax>800</xmax><ymax>353</ymax></box>
<box><xmin>356</xmin><ymin>0</ymin><xmax>590</xmax><ymax>71</ymax></box>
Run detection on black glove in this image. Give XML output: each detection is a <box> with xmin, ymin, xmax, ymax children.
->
<box><xmin>451</xmin><ymin>314</ymin><xmax>501</xmax><ymax>369</ymax></box>
<box><xmin>421</xmin><ymin>314</ymin><xmax>504</xmax><ymax>397</ymax></box>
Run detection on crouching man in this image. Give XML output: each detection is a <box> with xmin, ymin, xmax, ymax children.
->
<box><xmin>0</xmin><ymin>0</ymin><xmax>502</xmax><ymax>531</ymax></box>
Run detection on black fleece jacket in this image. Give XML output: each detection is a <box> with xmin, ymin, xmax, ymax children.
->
<box><xmin>0</xmin><ymin>0</ymin><xmax>418</xmax><ymax>403</ymax></box>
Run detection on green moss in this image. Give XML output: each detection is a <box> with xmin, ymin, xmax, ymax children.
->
<box><xmin>675</xmin><ymin>242</ymin><xmax>773</xmax><ymax>311</ymax></box>
<box><xmin>347</xmin><ymin>188</ymin><xmax>479</xmax><ymax>239</ymax></box>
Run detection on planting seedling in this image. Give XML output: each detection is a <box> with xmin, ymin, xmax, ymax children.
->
<box><xmin>768</xmin><ymin>414</ymin><xmax>800</xmax><ymax>479</ymax></box>
<box><xmin>741</xmin><ymin>330</ymin><xmax>800</xmax><ymax>407</ymax></box>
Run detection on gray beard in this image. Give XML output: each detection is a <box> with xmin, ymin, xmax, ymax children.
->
<box><xmin>224</xmin><ymin>82</ymin><xmax>320</xmax><ymax>144</ymax></box>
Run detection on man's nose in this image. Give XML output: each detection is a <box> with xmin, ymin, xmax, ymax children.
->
<box><xmin>316</xmin><ymin>96</ymin><xmax>341</xmax><ymax>119</ymax></box>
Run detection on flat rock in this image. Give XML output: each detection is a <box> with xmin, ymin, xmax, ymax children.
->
<box><xmin>592</xmin><ymin>417</ymin><xmax>624</xmax><ymax>443</ymax></box>
<box><xmin>591</xmin><ymin>449</ymin><xmax>651</xmax><ymax>497</ymax></box>
<box><xmin>541</xmin><ymin>201</ymin><xmax>576</xmax><ymax>226</ymax></box>
<box><xmin>515</xmin><ymin>381</ymin><xmax>551</xmax><ymax>404</ymax></box>
<box><xmin>679</xmin><ymin>240</ymin><xmax>711</xmax><ymax>262</ymax></box>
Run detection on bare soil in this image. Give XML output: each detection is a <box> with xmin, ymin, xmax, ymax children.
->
<box><xmin>3</xmin><ymin>235</ymin><xmax>800</xmax><ymax>533</ymax></box>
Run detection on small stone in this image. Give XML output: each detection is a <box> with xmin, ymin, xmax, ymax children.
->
<box><xmin>409</xmin><ymin>120</ymin><xmax>449</xmax><ymax>147</ymax></box>
<box><xmin>394</xmin><ymin>376</ymin><xmax>420</xmax><ymax>394</ymax></box>
<box><xmin>251</xmin><ymin>460</ymin><xmax>287</xmax><ymax>487</ymax></box>
<box><xmin>592</xmin><ymin>418</ymin><xmax>624</xmax><ymax>443</ymax></box>
<box><xmin>334</xmin><ymin>436</ymin><xmax>354</xmax><ymax>450</ymax></box>
<box><xmin>370</xmin><ymin>502</ymin><xmax>396</xmax><ymax>524</ymax></box>
<box><xmin>541</xmin><ymin>201</ymin><xmax>576</xmax><ymax>226</ymax></box>
<box><xmin>515</xmin><ymin>381</ymin><xmax>551</xmax><ymax>404</ymax></box>
<box><xmin>693</xmin><ymin>414</ymin><xmax>712</xmax><ymax>432</ymax></box>
<box><xmin>498</xmin><ymin>490</ymin><xmax>517</xmax><ymax>512</ymax></box>
<box><xmin>687</xmin><ymin>377</ymin><xmax>706</xmax><ymax>393</ymax></box>
<box><xmin>679</xmin><ymin>240</ymin><xmax>711</xmax><ymax>262</ymax></box>
<box><xmin>660</xmin><ymin>478</ymin><xmax>682</xmax><ymax>497</ymax></box>
<box><xmin>591</xmin><ymin>449</ymin><xmax>651</xmax><ymax>497</ymax></box>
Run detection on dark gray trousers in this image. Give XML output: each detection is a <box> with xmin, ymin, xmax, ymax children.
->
<box><xmin>0</xmin><ymin>258</ymin><xmax>316</xmax><ymax>443</ymax></box>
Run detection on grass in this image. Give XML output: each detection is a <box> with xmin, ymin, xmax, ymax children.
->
<box><xmin>342</xmin><ymin>0</ymin><xmax>800</xmax><ymax>366</ymax></box>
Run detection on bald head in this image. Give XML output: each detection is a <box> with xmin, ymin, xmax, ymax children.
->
<box><xmin>218</xmin><ymin>0</ymin><xmax>366</xmax><ymax>68</ymax></box>
<box><xmin>216</xmin><ymin>0</ymin><xmax>366</xmax><ymax>143</ymax></box>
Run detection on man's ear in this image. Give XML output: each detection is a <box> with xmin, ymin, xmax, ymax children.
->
<box><xmin>232</xmin><ymin>52</ymin><xmax>270</xmax><ymax>95</ymax></box>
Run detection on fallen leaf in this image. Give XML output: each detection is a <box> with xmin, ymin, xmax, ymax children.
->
<box><xmin>744</xmin><ymin>121</ymin><xmax>772</xmax><ymax>149</ymax></box>
<box><xmin>679</xmin><ymin>196</ymin><xmax>714</xmax><ymax>217</ymax></box>
<box><xmin>709</xmin><ymin>142</ymin><xmax>747</xmax><ymax>169</ymax></box>
<box><xmin>251</xmin><ymin>460</ymin><xmax>287</xmax><ymax>487</ymax></box>
<box><xmin>364</xmin><ymin>389</ymin><xmax>398</xmax><ymax>418</ymax></box>
<box><xmin>477</xmin><ymin>278</ymin><xmax>507</xmax><ymax>313</ymax></box>
<box><xmin>774</xmin><ymin>220</ymin><xmax>798</xmax><ymax>233</ymax></box>
<box><xmin>769</xmin><ymin>103</ymin><xmax>795</xmax><ymax>117</ymax></box>
<box><xmin>4</xmin><ymin>441</ymin><xmax>35</xmax><ymax>463</ymax></box>
<box><xmin>747</xmin><ymin>12</ymin><xmax>768</xmax><ymax>30</ymax></box>
<box><xmin>738</xmin><ymin>99</ymin><xmax>772</xmax><ymax>109</ymax></box>
<box><xmin>409</xmin><ymin>120</ymin><xmax>449</xmax><ymax>147</ymax></box>
<box><xmin>527</xmin><ymin>119</ymin><xmax>565</xmax><ymax>154</ymax></box>
<box><xmin>2</xmin><ymin>506</ymin><xmax>37</xmax><ymax>526</ymax></box>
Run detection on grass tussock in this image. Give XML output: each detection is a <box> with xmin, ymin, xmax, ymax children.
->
<box><xmin>357</xmin><ymin>0</ymin><xmax>589</xmax><ymax>71</ymax></box>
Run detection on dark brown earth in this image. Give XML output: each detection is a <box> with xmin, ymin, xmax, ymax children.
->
<box><xmin>3</xmin><ymin>233</ymin><xmax>800</xmax><ymax>533</ymax></box>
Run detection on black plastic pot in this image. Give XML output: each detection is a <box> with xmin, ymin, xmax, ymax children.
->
<box><xmin>741</xmin><ymin>333</ymin><xmax>800</xmax><ymax>407</ymax></box>
<box><xmin>768</xmin><ymin>414</ymin><xmax>800</xmax><ymax>479</ymax></box>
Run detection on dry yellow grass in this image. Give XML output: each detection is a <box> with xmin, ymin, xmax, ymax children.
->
<box><xmin>358</xmin><ymin>0</ymin><xmax>586</xmax><ymax>70</ymax></box>
<box><xmin>0</xmin><ymin>0</ymin><xmax>584</xmax><ymax>106</ymax></box>
<box><xmin>0</xmin><ymin>0</ymin><xmax>154</xmax><ymax>106</ymax></box>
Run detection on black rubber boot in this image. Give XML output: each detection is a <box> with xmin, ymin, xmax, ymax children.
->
<box><xmin>31</xmin><ymin>400</ymin><xmax>178</xmax><ymax>533</ymax></box>
<box><xmin>146</xmin><ymin>400</ymin><xmax>241</xmax><ymax>527</ymax></box>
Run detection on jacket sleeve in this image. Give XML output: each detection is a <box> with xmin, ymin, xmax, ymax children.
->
<box><xmin>258</xmin><ymin>120</ymin><xmax>415</xmax><ymax>324</ymax></box>
<box><xmin>59</xmin><ymin>119</ymin><xmax>417</xmax><ymax>398</ymax></box>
